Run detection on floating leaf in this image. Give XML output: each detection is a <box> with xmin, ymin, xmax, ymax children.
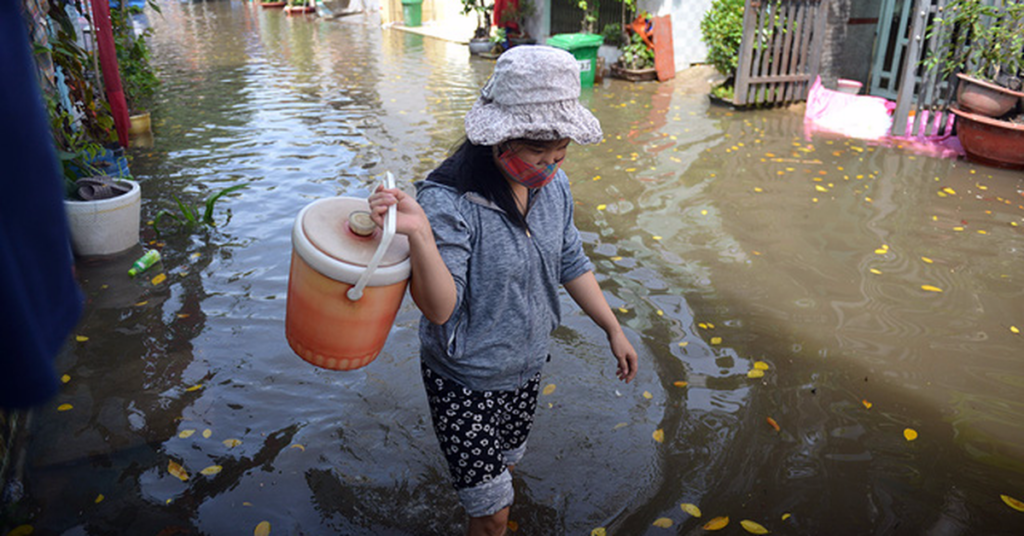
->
<box><xmin>134</xmin><ymin>301</ymin><xmax>149</xmax><ymax>307</ymax></box>
<box><xmin>223</xmin><ymin>438</ymin><xmax>242</xmax><ymax>448</ymax></box>
<box><xmin>254</xmin><ymin>521</ymin><xmax>271</xmax><ymax>536</ymax></box>
<box><xmin>703</xmin><ymin>516</ymin><xmax>729</xmax><ymax>530</ymax></box>
<box><xmin>1011</xmin><ymin>326</ymin><xmax>1020</xmax><ymax>334</ymax></box>
<box><xmin>61</xmin><ymin>374</ymin><xmax>71</xmax><ymax>383</ymax></box>
<box><xmin>185</xmin><ymin>384</ymin><xmax>203</xmax><ymax>392</ymax></box>
<box><xmin>179</xmin><ymin>429</ymin><xmax>195</xmax><ymax>439</ymax></box>
<box><xmin>921</xmin><ymin>285</ymin><xmax>943</xmax><ymax>293</ymax></box>
<box><xmin>904</xmin><ymin>428</ymin><xmax>919</xmax><ymax>441</ymax></box>
<box><xmin>613</xmin><ymin>422</ymin><xmax>628</xmax><ymax>430</ymax></box>
<box><xmin>680</xmin><ymin>503</ymin><xmax>702</xmax><ymax>517</ymax></box>
<box><xmin>678</xmin><ymin>342</ymin><xmax>689</xmax><ymax>347</ymax></box>
<box><xmin>652</xmin><ymin>517</ymin><xmax>673</xmax><ymax>528</ymax></box>
<box><xmin>921</xmin><ymin>257</ymin><xmax>933</xmax><ymax>264</ymax></box>
<box><xmin>753</xmin><ymin>361</ymin><xmax>769</xmax><ymax>370</ymax></box>
<box><xmin>151</xmin><ymin>273</ymin><xmax>167</xmax><ymax>285</ymax></box>
<box><xmin>168</xmin><ymin>460</ymin><xmax>189</xmax><ymax>481</ymax></box>
<box><xmin>781</xmin><ymin>513</ymin><xmax>791</xmax><ymax>521</ymax></box>
<box><xmin>290</xmin><ymin>444</ymin><xmax>306</xmax><ymax>451</ymax></box>
<box><xmin>766</xmin><ymin>417</ymin><xmax>780</xmax><ymax>432</ymax></box>
<box><xmin>673</xmin><ymin>381</ymin><xmax>689</xmax><ymax>387</ymax></box>
<box><xmin>1001</xmin><ymin>494</ymin><xmax>1024</xmax><ymax>512</ymax></box>
<box><xmin>652</xmin><ymin>428</ymin><xmax>665</xmax><ymax>443</ymax></box>
<box><xmin>76</xmin><ymin>335</ymin><xmax>89</xmax><ymax>342</ymax></box>
<box><xmin>643</xmin><ymin>391</ymin><xmax>653</xmax><ymax>399</ymax></box>
<box><xmin>747</xmin><ymin>369</ymin><xmax>765</xmax><ymax>379</ymax></box>
<box><xmin>203</xmin><ymin>429</ymin><xmax>212</xmax><ymax>439</ymax></box>
<box><xmin>741</xmin><ymin>519</ymin><xmax>769</xmax><ymax>534</ymax></box>
<box><xmin>862</xmin><ymin>399</ymin><xmax>873</xmax><ymax>409</ymax></box>
<box><xmin>869</xmin><ymin>268</ymin><xmax>882</xmax><ymax>275</ymax></box>
<box><xmin>57</xmin><ymin>403</ymin><xmax>73</xmax><ymax>412</ymax></box>
<box><xmin>942</xmin><ymin>187</ymin><xmax>957</xmax><ymax>195</ymax></box>
<box><xmin>95</xmin><ymin>494</ymin><xmax>104</xmax><ymax>504</ymax></box>
<box><xmin>200</xmin><ymin>465</ymin><xmax>223</xmax><ymax>476</ymax></box>
<box><xmin>542</xmin><ymin>384</ymin><xmax>556</xmax><ymax>396</ymax></box>
<box><xmin>710</xmin><ymin>337</ymin><xmax>722</xmax><ymax>345</ymax></box>
<box><xmin>591</xmin><ymin>529</ymin><xmax>607</xmax><ymax>536</ymax></box>
<box><xmin>597</xmin><ymin>204</ymin><xmax>607</xmax><ymax>211</ymax></box>
<box><xmin>7</xmin><ymin>525</ymin><xmax>33</xmax><ymax>536</ymax></box>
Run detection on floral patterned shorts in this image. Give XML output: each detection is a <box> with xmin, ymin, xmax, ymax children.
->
<box><xmin>421</xmin><ymin>363</ymin><xmax>541</xmax><ymax>517</ymax></box>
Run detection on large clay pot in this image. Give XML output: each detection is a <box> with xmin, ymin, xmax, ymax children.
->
<box><xmin>285</xmin><ymin>174</ymin><xmax>411</xmax><ymax>370</ymax></box>
<box><xmin>955</xmin><ymin>73</ymin><xmax>1024</xmax><ymax>118</ymax></box>
<box><xmin>64</xmin><ymin>179</ymin><xmax>142</xmax><ymax>256</ymax></box>
<box><xmin>949</xmin><ymin>105</ymin><xmax>1024</xmax><ymax>170</ymax></box>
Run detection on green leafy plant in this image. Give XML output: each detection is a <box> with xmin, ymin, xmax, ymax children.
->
<box><xmin>700</xmin><ymin>0</ymin><xmax>745</xmax><ymax>79</ymax></box>
<box><xmin>110</xmin><ymin>2</ymin><xmax>161</xmax><ymax>114</ymax></box>
<box><xmin>577</xmin><ymin>0</ymin><xmax>598</xmax><ymax>34</ymax></box>
<box><xmin>618</xmin><ymin>32</ymin><xmax>654</xmax><ymax>70</ymax></box>
<box><xmin>462</xmin><ymin>0</ymin><xmax>494</xmax><ymax>39</ymax></box>
<box><xmin>152</xmin><ymin>184</ymin><xmax>248</xmax><ymax>235</ymax></box>
<box><xmin>601</xmin><ymin>23</ymin><xmax>624</xmax><ymax>47</ymax></box>
<box><xmin>923</xmin><ymin>0</ymin><xmax>1024</xmax><ymax>85</ymax></box>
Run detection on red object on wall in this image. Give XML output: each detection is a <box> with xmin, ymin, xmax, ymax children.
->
<box><xmin>493</xmin><ymin>0</ymin><xmax>520</xmax><ymax>34</ymax></box>
<box><xmin>653</xmin><ymin>14</ymin><xmax>674</xmax><ymax>82</ymax></box>
<box><xmin>89</xmin><ymin>0</ymin><xmax>129</xmax><ymax>148</ymax></box>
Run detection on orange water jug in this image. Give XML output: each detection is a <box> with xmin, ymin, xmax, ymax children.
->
<box><xmin>286</xmin><ymin>173</ymin><xmax>411</xmax><ymax>370</ymax></box>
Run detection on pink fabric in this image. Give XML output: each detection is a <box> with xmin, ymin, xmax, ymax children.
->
<box><xmin>803</xmin><ymin>77</ymin><xmax>963</xmax><ymax>159</ymax></box>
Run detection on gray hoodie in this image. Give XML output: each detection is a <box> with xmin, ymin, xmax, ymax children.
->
<box><xmin>415</xmin><ymin>170</ymin><xmax>593</xmax><ymax>392</ymax></box>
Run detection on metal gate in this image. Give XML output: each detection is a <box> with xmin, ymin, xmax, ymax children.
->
<box><xmin>733</xmin><ymin>0</ymin><xmax>828</xmax><ymax>106</ymax></box>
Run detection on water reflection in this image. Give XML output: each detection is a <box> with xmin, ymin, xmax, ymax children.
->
<box><xmin>11</xmin><ymin>1</ymin><xmax>1024</xmax><ymax>534</ymax></box>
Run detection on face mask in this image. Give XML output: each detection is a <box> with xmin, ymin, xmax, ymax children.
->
<box><xmin>496</xmin><ymin>147</ymin><xmax>561</xmax><ymax>189</ymax></box>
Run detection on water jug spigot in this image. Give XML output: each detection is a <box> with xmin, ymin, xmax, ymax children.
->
<box><xmin>346</xmin><ymin>171</ymin><xmax>397</xmax><ymax>301</ymax></box>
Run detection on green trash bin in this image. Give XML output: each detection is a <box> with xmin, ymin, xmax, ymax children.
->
<box><xmin>546</xmin><ymin>33</ymin><xmax>604</xmax><ymax>87</ymax></box>
<box><xmin>401</xmin><ymin>0</ymin><xmax>422</xmax><ymax>27</ymax></box>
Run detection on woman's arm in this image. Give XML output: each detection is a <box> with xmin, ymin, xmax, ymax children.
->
<box><xmin>368</xmin><ymin>186</ymin><xmax>457</xmax><ymax>324</ymax></box>
<box><xmin>564</xmin><ymin>271</ymin><xmax>638</xmax><ymax>383</ymax></box>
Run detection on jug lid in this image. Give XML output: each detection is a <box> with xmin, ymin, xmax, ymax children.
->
<box><xmin>301</xmin><ymin>197</ymin><xmax>410</xmax><ymax>267</ymax></box>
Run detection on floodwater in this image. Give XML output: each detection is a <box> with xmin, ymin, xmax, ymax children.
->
<box><xmin>7</xmin><ymin>1</ymin><xmax>1024</xmax><ymax>534</ymax></box>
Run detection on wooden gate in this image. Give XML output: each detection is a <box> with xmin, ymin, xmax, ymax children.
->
<box><xmin>888</xmin><ymin>0</ymin><xmax>955</xmax><ymax>136</ymax></box>
<box><xmin>733</xmin><ymin>0</ymin><xmax>828</xmax><ymax>106</ymax></box>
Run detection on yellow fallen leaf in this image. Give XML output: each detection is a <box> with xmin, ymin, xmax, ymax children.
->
<box><xmin>613</xmin><ymin>422</ymin><xmax>628</xmax><ymax>430</ymax></box>
<box><xmin>179</xmin><ymin>429</ymin><xmax>195</xmax><ymax>439</ymax></box>
<box><xmin>597</xmin><ymin>204</ymin><xmax>607</xmax><ymax>211</ymax></box>
<box><xmin>874</xmin><ymin>248</ymin><xmax>888</xmax><ymax>254</ymax></box>
<box><xmin>870</xmin><ymin>268</ymin><xmax>882</xmax><ymax>275</ymax></box>
<box><xmin>1011</xmin><ymin>326</ymin><xmax>1020</xmax><ymax>334</ymax></box>
<box><xmin>200</xmin><ymin>465</ymin><xmax>222</xmax><ymax>476</ymax></box>
<box><xmin>618</xmin><ymin>307</ymin><xmax>629</xmax><ymax>313</ymax></box>
<box><xmin>710</xmin><ymin>337</ymin><xmax>722</xmax><ymax>345</ymax></box>
<box><xmin>921</xmin><ymin>285</ymin><xmax>943</xmax><ymax>293</ymax></box>
<box><xmin>766</xmin><ymin>417</ymin><xmax>780</xmax><ymax>432</ymax></box>
<box><xmin>507</xmin><ymin>520</ymin><xmax>518</xmax><ymax>532</ymax></box>
<box><xmin>815</xmin><ymin>185</ymin><xmax>828</xmax><ymax>192</ymax></box>
<box><xmin>95</xmin><ymin>494</ymin><xmax>104</xmax><ymax>503</ymax></box>
<box><xmin>652</xmin><ymin>428</ymin><xmax>664</xmax><ymax>443</ymax></box>
<box><xmin>61</xmin><ymin>374</ymin><xmax>71</xmax><ymax>384</ymax></box>
<box><xmin>76</xmin><ymin>335</ymin><xmax>89</xmax><ymax>342</ymax></box>
<box><xmin>168</xmin><ymin>460</ymin><xmax>189</xmax><ymax>481</ymax></box>
<box><xmin>57</xmin><ymin>403</ymin><xmax>73</xmax><ymax>411</ymax></box>
<box><xmin>591</xmin><ymin>529</ymin><xmax>607</xmax><ymax>536</ymax></box>
<box><xmin>185</xmin><ymin>384</ymin><xmax>203</xmax><ymax>392</ymax></box>
<box><xmin>680</xmin><ymin>503</ymin><xmax>702</xmax><ymax>517</ymax></box>
<box><xmin>7</xmin><ymin>525</ymin><xmax>33</xmax><ymax>536</ymax></box>
<box><xmin>643</xmin><ymin>391</ymin><xmax>653</xmax><ymax>399</ymax></box>
<box><xmin>862</xmin><ymin>399</ymin><xmax>873</xmax><ymax>409</ymax></box>
<box><xmin>652</xmin><ymin>517</ymin><xmax>673</xmax><ymax>528</ymax></box>
<box><xmin>921</xmin><ymin>257</ymin><xmax>933</xmax><ymax>263</ymax></box>
<box><xmin>1001</xmin><ymin>494</ymin><xmax>1024</xmax><ymax>512</ymax></box>
<box><xmin>223</xmin><ymin>438</ymin><xmax>242</xmax><ymax>448</ymax></box>
<box><xmin>703</xmin><ymin>516</ymin><xmax>729</xmax><ymax>530</ymax></box>
<box><xmin>753</xmin><ymin>361</ymin><xmax>769</xmax><ymax>370</ymax></box>
<box><xmin>290</xmin><ymin>444</ymin><xmax>306</xmax><ymax>451</ymax></box>
<box><xmin>673</xmin><ymin>381</ymin><xmax>689</xmax><ymax>387</ymax></box>
<box><xmin>134</xmin><ymin>301</ymin><xmax>149</xmax><ymax>307</ymax></box>
<box><xmin>781</xmin><ymin>513</ymin><xmax>791</xmax><ymax>521</ymax></box>
<box><xmin>151</xmin><ymin>273</ymin><xmax>167</xmax><ymax>285</ymax></box>
<box><xmin>678</xmin><ymin>342</ymin><xmax>689</xmax><ymax>347</ymax></box>
<box><xmin>741</xmin><ymin>520</ymin><xmax>769</xmax><ymax>534</ymax></box>
<box><xmin>942</xmin><ymin>187</ymin><xmax>957</xmax><ymax>195</ymax></box>
<box><xmin>747</xmin><ymin>369</ymin><xmax>765</xmax><ymax>379</ymax></box>
<box><xmin>542</xmin><ymin>384</ymin><xmax>556</xmax><ymax>396</ymax></box>
<box><xmin>203</xmin><ymin>429</ymin><xmax>212</xmax><ymax>439</ymax></box>
<box><xmin>254</xmin><ymin>521</ymin><xmax>271</xmax><ymax>536</ymax></box>
<box><xmin>904</xmin><ymin>428</ymin><xmax>919</xmax><ymax>441</ymax></box>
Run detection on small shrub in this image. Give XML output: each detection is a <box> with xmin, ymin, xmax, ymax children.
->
<box><xmin>700</xmin><ymin>0</ymin><xmax>745</xmax><ymax>78</ymax></box>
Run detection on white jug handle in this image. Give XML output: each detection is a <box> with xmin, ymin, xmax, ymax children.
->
<box><xmin>347</xmin><ymin>171</ymin><xmax>396</xmax><ymax>301</ymax></box>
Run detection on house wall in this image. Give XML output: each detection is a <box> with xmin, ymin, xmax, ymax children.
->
<box><xmin>832</xmin><ymin>0</ymin><xmax>882</xmax><ymax>91</ymax></box>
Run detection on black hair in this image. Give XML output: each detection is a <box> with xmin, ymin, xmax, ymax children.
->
<box><xmin>429</xmin><ymin>138</ymin><xmax>530</xmax><ymax>231</ymax></box>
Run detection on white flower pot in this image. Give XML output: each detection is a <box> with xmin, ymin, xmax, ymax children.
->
<box><xmin>64</xmin><ymin>179</ymin><xmax>142</xmax><ymax>257</ymax></box>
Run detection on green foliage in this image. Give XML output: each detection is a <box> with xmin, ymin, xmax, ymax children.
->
<box><xmin>618</xmin><ymin>32</ymin><xmax>654</xmax><ymax>70</ymax></box>
<box><xmin>111</xmin><ymin>4</ymin><xmax>161</xmax><ymax>114</ymax></box>
<box><xmin>578</xmin><ymin>0</ymin><xmax>598</xmax><ymax>34</ymax></box>
<box><xmin>700</xmin><ymin>0</ymin><xmax>745</xmax><ymax>78</ymax></box>
<box><xmin>602</xmin><ymin>23</ymin><xmax>624</xmax><ymax>47</ymax></box>
<box><xmin>490</xmin><ymin>27</ymin><xmax>506</xmax><ymax>44</ymax></box>
<box><xmin>152</xmin><ymin>184</ymin><xmax>248</xmax><ymax>236</ymax></box>
<box><xmin>461</xmin><ymin>0</ymin><xmax>494</xmax><ymax>36</ymax></box>
<box><xmin>923</xmin><ymin>0</ymin><xmax>1024</xmax><ymax>83</ymax></box>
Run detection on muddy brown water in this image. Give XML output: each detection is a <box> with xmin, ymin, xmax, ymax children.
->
<box><xmin>6</xmin><ymin>1</ymin><xmax>1024</xmax><ymax>535</ymax></box>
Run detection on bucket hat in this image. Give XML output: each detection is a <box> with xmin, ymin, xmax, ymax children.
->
<box><xmin>464</xmin><ymin>45</ymin><xmax>603</xmax><ymax>146</ymax></box>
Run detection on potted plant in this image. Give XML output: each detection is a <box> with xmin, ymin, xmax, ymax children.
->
<box><xmin>610</xmin><ymin>12</ymin><xmax>655</xmax><ymax>81</ymax></box>
<box><xmin>111</xmin><ymin>1</ymin><xmax>161</xmax><ymax>138</ymax></box>
<box><xmin>924</xmin><ymin>0</ymin><xmax>1024</xmax><ymax>117</ymax></box>
<box><xmin>463</xmin><ymin>0</ymin><xmax>494</xmax><ymax>54</ymax></box>
<box><xmin>497</xmin><ymin>0</ymin><xmax>535</xmax><ymax>46</ymax></box>
<box><xmin>699</xmin><ymin>0</ymin><xmax>744</xmax><ymax>103</ymax></box>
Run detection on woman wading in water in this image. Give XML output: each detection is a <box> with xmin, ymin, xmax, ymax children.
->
<box><xmin>369</xmin><ymin>45</ymin><xmax>638</xmax><ymax>536</ymax></box>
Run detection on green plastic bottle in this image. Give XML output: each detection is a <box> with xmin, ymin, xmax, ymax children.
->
<box><xmin>128</xmin><ymin>250</ymin><xmax>161</xmax><ymax>277</ymax></box>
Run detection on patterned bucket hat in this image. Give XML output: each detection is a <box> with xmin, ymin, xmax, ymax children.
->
<box><xmin>464</xmin><ymin>45</ymin><xmax>603</xmax><ymax>146</ymax></box>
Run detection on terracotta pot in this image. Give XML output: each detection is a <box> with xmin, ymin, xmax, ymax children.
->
<box><xmin>949</xmin><ymin>105</ymin><xmax>1024</xmax><ymax>170</ymax></box>
<box><xmin>955</xmin><ymin>73</ymin><xmax>1024</xmax><ymax>118</ymax></box>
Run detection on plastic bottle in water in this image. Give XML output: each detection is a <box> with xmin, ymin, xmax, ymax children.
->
<box><xmin>128</xmin><ymin>250</ymin><xmax>161</xmax><ymax>277</ymax></box>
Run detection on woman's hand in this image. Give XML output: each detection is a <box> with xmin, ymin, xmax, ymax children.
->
<box><xmin>368</xmin><ymin>186</ymin><xmax>430</xmax><ymax>240</ymax></box>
